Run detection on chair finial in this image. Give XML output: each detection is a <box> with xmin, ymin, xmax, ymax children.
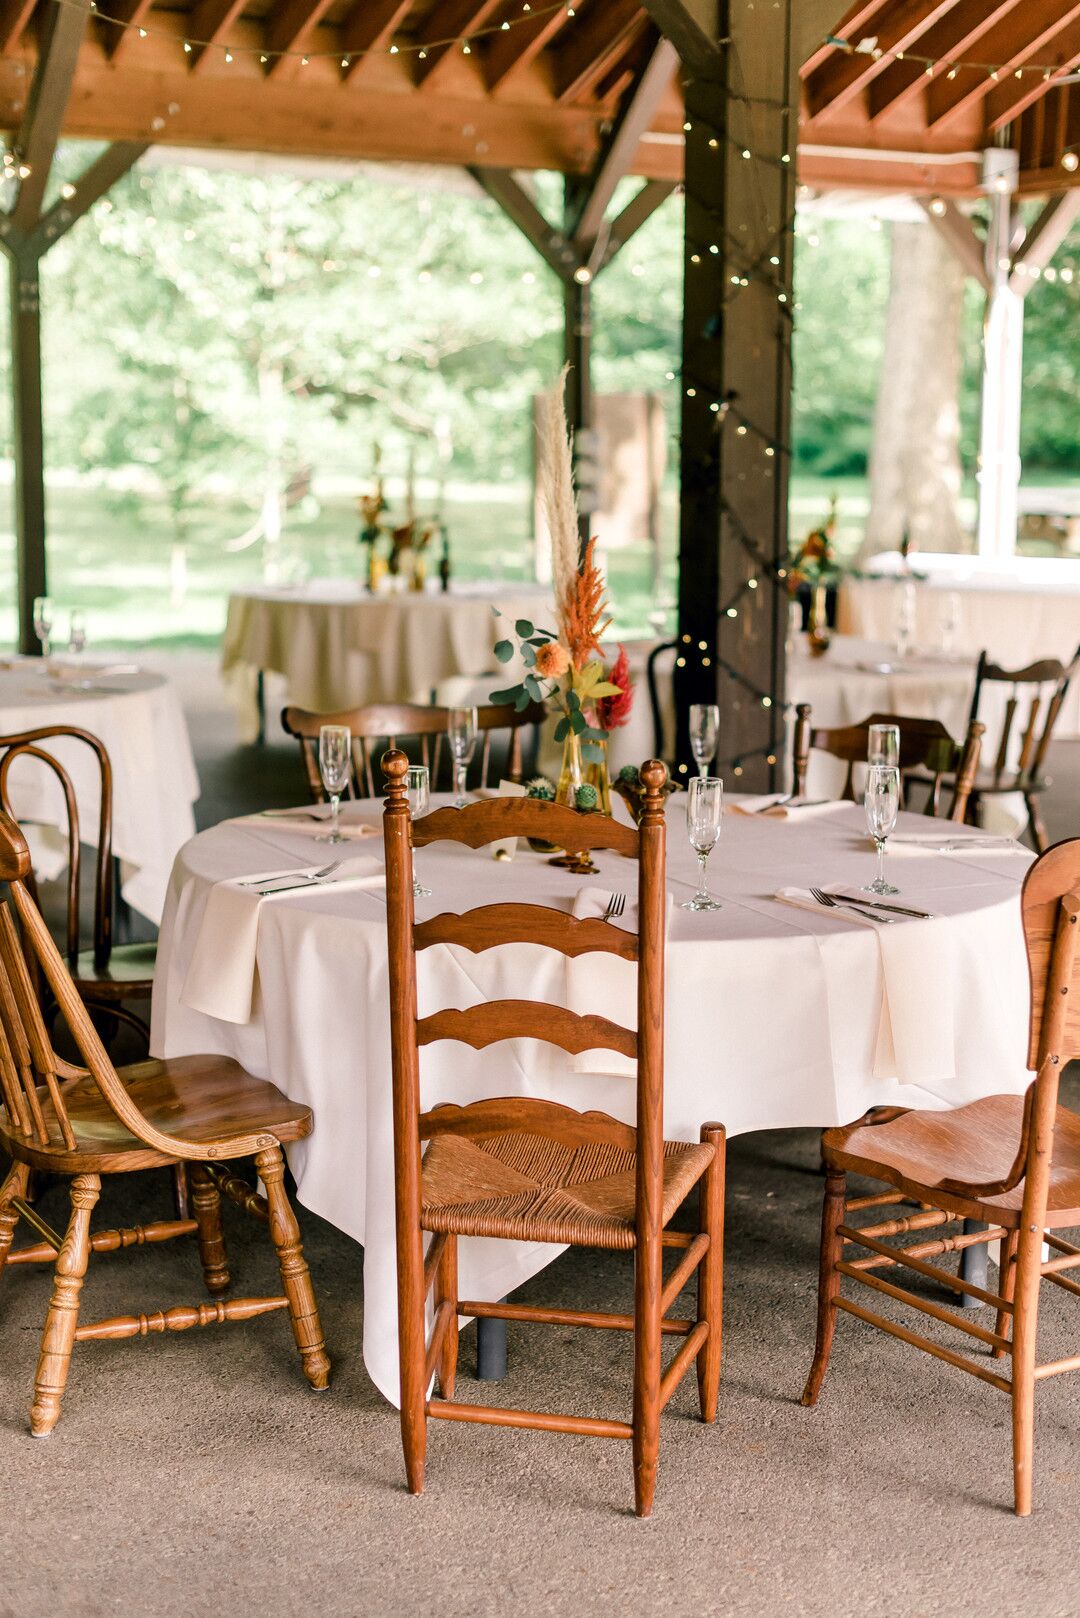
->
<box><xmin>0</xmin><ymin>812</ymin><xmax>31</xmax><ymax>881</ymax></box>
<box><xmin>382</xmin><ymin>748</ymin><xmax>410</xmax><ymax>811</ymax></box>
<box><xmin>640</xmin><ymin>760</ymin><xmax>668</xmax><ymax>823</ymax></box>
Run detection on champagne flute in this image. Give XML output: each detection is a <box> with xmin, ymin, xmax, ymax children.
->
<box><xmin>683</xmin><ymin>775</ymin><xmax>723</xmax><ymax>912</ymax></box>
<box><xmin>406</xmin><ymin>763</ymin><xmax>432</xmax><ymax>897</ymax></box>
<box><xmin>867</xmin><ymin>722</ymin><xmax>899</xmax><ymax>769</ymax></box>
<box><xmin>67</xmin><ymin>609</ymin><xmax>87</xmax><ymax>655</ymax></box>
<box><xmin>32</xmin><ymin>596</ymin><xmax>53</xmax><ymax>659</ymax></box>
<box><xmin>894</xmin><ymin>580</ymin><xmax>917</xmax><ymax>660</ymax></box>
<box><xmin>863</xmin><ymin>763</ymin><xmax>900</xmax><ymax>896</ymax></box>
<box><xmin>316</xmin><ymin>724</ymin><xmax>351</xmax><ymax>844</ymax></box>
<box><xmin>689</xmin><ymin>703</ymin><xmax>720</xmax><ymax>778</ymax></box>
<box><xmin>448</xmin><ymin>705</ymin><xmax>477</xmax><ymax>808</ymax></box>
<box><xmin>940</xmin><ymin>590</ymin><xmax>961</xmax><ymax>657</ymax></box>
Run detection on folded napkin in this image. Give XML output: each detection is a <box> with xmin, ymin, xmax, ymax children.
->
<box><xmin>566</xmin><ymin>886</ymin><xmax>672</xmax><ymax>1080</ymax></box>
<box><xmin>235</xmin><ymin>810</ymin><xmax>380</xmax><ymax>842</ymax></box>
<box><xmin>46</xmin><ymin>658</ymin><xmax>139</xmax><ymax>680</ymax></box>
<box><xmin>774</xmin><ymin>886</ymin><xmax>954</xmax><ymax>1087</ymax></box>
<box><xmin>181</xmin><ymin>855</ymin><xmax>384</xmax><ymax>1025</ymax></box>
<box><xmin>889</xmin><ymin>831</ymin><xmax>1028</xmax><ymax>859</ymax></box>
<box><xmin>726</xmin><ymin>795</ymin><xmax>840</xmax><ymax>819</ymax></box>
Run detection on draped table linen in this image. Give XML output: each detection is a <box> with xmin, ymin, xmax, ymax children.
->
<box><xmin>152</xmin><ymin>797</ymin><xmax>1032</xmax><ymax>1405</ymax></box>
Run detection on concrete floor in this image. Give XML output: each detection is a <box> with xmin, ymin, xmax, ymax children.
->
<box><xmin>2</xmin><ymin>654</ymin><xmax>1079</xmax><ymax>1618</ymax></box>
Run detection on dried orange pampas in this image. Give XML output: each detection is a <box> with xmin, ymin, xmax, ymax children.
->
<box><xmin>561</xmin><ymin>537</ymin><xmax>612</xmax><ymax>670</ymax></box>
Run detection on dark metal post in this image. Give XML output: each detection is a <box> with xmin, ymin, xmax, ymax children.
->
<box><xmin>8</xmin><ymin>249</ymin><xmax>46</xmax><ymax>654</ymax></box>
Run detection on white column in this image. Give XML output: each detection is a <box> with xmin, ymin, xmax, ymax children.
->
<box><xmin>976</xmin><ymin>179</ymin><xmax>1023</xmax><ymax>563</ymax></box>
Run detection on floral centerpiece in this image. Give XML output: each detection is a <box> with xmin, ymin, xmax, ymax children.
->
<box><xmin>787</xmin><ymin>494</ymin><xmax>841</xmax><ymax>654</ymax></box>
<box><xmin>489</xmin><ymin>371</ymin><xmax>634</xmax><ymax>812</ymax></box>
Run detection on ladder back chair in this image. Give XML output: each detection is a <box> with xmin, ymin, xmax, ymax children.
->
<box><xmin>282</xmin><ymin>699</ymin><xmax>546</xmax><ymax>802</ymax></box>
<box><xmin>802</xmin><ymin>835</ymin><xmax>1080</xmax><ymax>1516</ymax></box>
<box><xmin>0</xmin><ymin>726</ymin><xmax>157</xmax><ymax>1041</ymax></box>
<box><xmin>965</xmin><ymin>644</ymin><xmax>1080</xmax><ymax>852</ymax></box>
<box><xmin>792</xmin><ymin>706</ymin><xmax>984</xmax><ymax>822</ymax></box>
<box><xmin>0</xmin><ymin>811</ymin><xmax>329</xmax><ymax>1435</ymax></box>
<box><xmin>381</xmin><ymin>749</ymin><xmax>725</xmax><ymax>1518</ymax></box>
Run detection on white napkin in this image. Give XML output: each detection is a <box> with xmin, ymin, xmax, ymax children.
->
<box><xmin>889</xmin><ymin>831</ymin><xmax>1028</xmax><ymax>859</ymax></box>
<box><xmin>470</xmin><ymin>779</ymin><xmax>526</xmax><ymax>859</ymax></box>
<box><xmin>566</xmin><ymin>886</ymin><xmax>672</xmax><ymax>1080</ymax></box>
<box><xmin>234</xmin><ymin>810</ymin><xmax>380</xmax><ymax>842</ymax></box>
<box><xmin>181</xmin><ymin>855</ymin><xmax>384</xmax><ymax>1025</ymax></box>
<box><xmin>726</xmin><ymin>796</ymin><xmax>840</xmax><ymax>820</ymax></box>
<box><xmin>773</xmin><ymin>886</ymin><xmax>955</xmax><ymax>1087</ymax></box>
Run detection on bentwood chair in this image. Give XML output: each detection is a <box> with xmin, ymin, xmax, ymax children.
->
<box><xmin>963</xmin><ymin>645</ymin><xmax>1080</xmax><ymax>852</ymax></box>
<box><xmin>0</xmin><ymin>726</ymin><xmax>156</xmax><ymax>1044</ymax></box>
<box><xmin>282</xmin><ymin>700</ymin><xmax>546</xmax><ymax>801</ymax></box>
<box><xmin>0</xmin><ymin>811</ymin><xmax>329</xmax><ymax>1435</ymax></box>
<box><xmin>802</xmin><ymin>836</ymin><xmax>1080</xmax><ymax>1516</ymax></box>
<box><xmin>380</xmin><ymin>750</ymin><xmax>724</xmax><ymax>1518</ymax></box>
<box><xmin>792</xmin><ymin>706</ymin><xmax>984</xmax><ymax>822</ymax></box>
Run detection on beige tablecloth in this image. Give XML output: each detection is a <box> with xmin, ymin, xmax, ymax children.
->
<box><xmin>222</xmin><ymin>580</ymin><xmax>553</xmax><ymax>741</ymax></box>
<box><xmin>152</xmin><ymin>795</ymin><xmax>1031</xmax><ymax>1406</ymax></box>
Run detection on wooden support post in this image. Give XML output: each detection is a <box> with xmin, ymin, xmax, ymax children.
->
<box><xmin>6</xmin><ymin>248</ymin><xmax>46</xmax><ymax>654</ymax></box>
<box><xmin>976</xmin><ymin>187</ymin><xmax>1023</xmax><ymax>564</ymax></box>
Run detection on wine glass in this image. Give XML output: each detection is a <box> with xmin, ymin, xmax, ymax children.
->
<box><xmin>32</xmin><ymin>596</ymin><xmax>53</xmax><ymax>658</ymax></box>
<box><xmin>406</xmin><ymin>763</ymin><xmax>432</xmax><ymax>898</ymax></box>
<box><xmin>448</xmin><ymin>705</ymin><xmax>477</xmax><ymax>808</ymax></box>
<box><xmin>316</xmin><ymin>724</ymin><xmax>351</xmax><ymax>844</ymax></box>
<box><xmin>867</xmin><ymin>722</ymin><xmax>899</xmax><ymax>769</ymax></box>
<box><xmin>689</xmin><ymin>703</ymin><xmax>720</xmax><ymax>778</ymax></box>
<box><xmin>894</xmin><ymin>580</ymin><xmax>917</xmax><ymax>660</ymax></box>
<box><xmin>940</xmin><ymin>590</ymin><xmax>961</xmax><ymax>657</ymax></box>
<box><xmin>863</xmin><ymin>763</ymin><xmax>900</xmax><ymax>896</ymax></box>
<box><xmin>67</xmin><ymin>609</ymin><xmax>87</xmax><ymax>655</ymax></box>
<box><xmin>683</xmin><ymin>775</ymin><xmax>723</xmax><ymax>912</ymax></box>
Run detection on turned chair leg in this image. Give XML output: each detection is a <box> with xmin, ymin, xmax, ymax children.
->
<box><xmin>255</xmin><ymin>1145</ymin><xmax>330</xmax><ymax>1392</ymax></box>
<box><xmin>801</xmin><ymin>1166</ymin><xmax>847</xmax><ymax>1408</ymax></box>
<box><xmin>1010</xmin><ymin>1224</ymin><xmax>1044</xmax><ymax>1516</ymax></box>
<box><xmin>434</xmin><ymin>1234</ymin><xmax>459</xmax><ymax>1400</ymax></box>
<box><xmin>993</xmin><ymin>1229</ymin><xmax>1019</xmax><ymax>1360</ymax></box>
<box><xmin>0</xmin><ymin>1161</ymin><xmax>29</xmax><ymax>1281</ymax></box>
<box><xmin>190</xmin><ymin>1163</ymin><xmax>230</xmax><ymax>1297</ymax></box>
<box><xmin>30</xmin><ymin>1172</ymin><xmax>100</xmax><ymax>1437</ymax></box>
<box><xmin>172</xmin><ymin>1163</ymin><xmax>191</xmax><ymax>1221</ymax></box>
<box><xmin>632</xmin><ymin>1227</ymin><xmax>663</xmax><ymax>1518</ymax></box>
<box><xmin>696</xmin><ymin>1122</ymin><xmax>726</xmax><ymax>1424</ymax></box>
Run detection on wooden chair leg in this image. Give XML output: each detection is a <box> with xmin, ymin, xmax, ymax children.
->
<box><xmin>993</xmin><ymin>1229</ymin><xmax>1019</xmax><ymax>1360</ymax></box>
<box><xmin>172</xmin><ymin>1163</ymin><xmax>191</xmax><ymax>1220</ymax></box>
<box><xmin>255</xmin><ymin>1145</ymin><xmax>330</xmax><ymax>1391</ymax></box>
<box><xmin>1010</xmin><ymin>1224</ymin><xmax>1043</xmax><ymax>1516</ymax></box>
<box><xmin>434</xmin><ymin>1234</ymin><xmax>459</xmax><ymax>1400</ymax></box>
<box><xmin>30</xmin><ymin>1172</ymin><xmax>99</xmax><ymax>1437</ymax></box>
<box><xmin>632</xmin><ymin>1225</ymin><xmax>663</xmax><ymax>1518</ymax></box>
<box><xmin>801</xmin><ymin>1166</ymin><xmax>847</xmax><ymax>1408</ymax></box>
<box><xmin>0</xmin><ymin>1161</ymin><xmax>29</xmax><ymax>1281</ymax></box>
<box><xmin>396</xmin><ymin>1212</ymin><xmax>429</xmax><ymax>1495</ymax></box>
<box><xmin>1026</xmin><ymin>792</ymin><xmax>1049</xmax><ymax>855</ymax></box>
<box><xmin>190</xmin><ymin>1162</ymin><xmax>230</xmax><ymax>1297</ymax></box>
<box><xmin>696</xmin><ymin>1122</ymin><xmax>726</xmax><ymax>1423</ymax></box>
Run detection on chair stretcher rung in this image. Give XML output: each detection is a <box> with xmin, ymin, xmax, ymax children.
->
<box><xmin>1034</xmin><ymin>1353</ymin><xmax>1080</xmax><ymax>1380</ymax></box>
<box><xmin>458</xmin><ymin>1299</ymin><xmax>692</xmax><ymax>1335</ymax></box>
<box><xmin>659</xmin><ymin>1321</ymin><xmax>709</xmax><ymax>1412</ymax></box>
<box><xmin>839</xmin><ymin>1222</ymin><xmax>1010</xmax><ymax>1310</ymax></box>
<box><xmin>659</xmin><ymin>1233</ymin><xmax>709</xmax><ymax>1315</ymax></box>
<box><xmin>428</xmin><ymin>1399</ymin><xmax>632</xmax><ymax>1439</ymax></box>
<box><xmin>835</xmin><ymin>1296</ymin><xmax>1012</xmax><ymax>1392</ymax></box>
<box><xmin>836</xmin><ymin>1261</ymin><xmax>1010</xmax><ymax>1352</ymax></box>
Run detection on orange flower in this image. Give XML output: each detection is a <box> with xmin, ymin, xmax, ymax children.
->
<box><xmin>560</xmin><ymin>537</ymin><xmax>611</xmax><ymax>669</ymax></box>
<box><xmin>534</xmin><ymin>641</ymin><xmax>571</xmax><ymax>679</ymax></box>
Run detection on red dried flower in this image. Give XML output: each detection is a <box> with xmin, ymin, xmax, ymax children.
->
<box><xmin>596</xmin><ymin>644</ymin><xmax>634</xmax><ymax>731</ymax></box>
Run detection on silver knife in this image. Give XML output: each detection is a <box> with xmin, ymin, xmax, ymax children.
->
<box><xmin>834</xmin><ymin>892</ymin><xmax>934</xmax><ymax>920</ymax></box>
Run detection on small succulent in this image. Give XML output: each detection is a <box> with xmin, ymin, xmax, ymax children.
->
<box><xmin>574</xmin><ymin>783</ymin><xmax>599</xmax><ymax>812</ymax></box>
<box><xmin>617</xmin><ymin>764</ymin><xmax>640</xmax><ymax>784</ymax></box>
<box><xmin>526</xmin><ymin>776</ymin><xmax>556</xmax><ymax>800</ymax></box>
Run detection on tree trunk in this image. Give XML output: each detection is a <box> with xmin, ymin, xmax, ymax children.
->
<box><xmin>861</xmin><ymin>221</ymin><xmax>967</xmax><ymax>560</ymax></box>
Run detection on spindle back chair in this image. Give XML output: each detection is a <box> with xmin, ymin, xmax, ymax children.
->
<box><xmin>0</xmin><ymin>811</ymin><xmax>329</xmax><ymax>1434</ymax></box>
<box><xmin>282</xmin><ymin>700</ymin><xmax>545</xmax><ymax>801</ymax></box>
<box><xmin>965</xmin><ymin>644</ymin><xmax>1080</xmax><ymax>851</ymax></box>
<box><xmin>380</xmin><ymin>749</ymin><xmax>724</xmax><ymax>1517</ymax></box>
<box><xmin>792</xmin><ymin>706</ymin><xmax>983</xmax><ymax>821</ymax></box>
<box><xmin>802</xmin><ymin>835</ymin><xmax>1080</xmax><ymax>1516</ymax></box>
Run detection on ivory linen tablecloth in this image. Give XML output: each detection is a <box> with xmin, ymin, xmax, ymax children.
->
<box><xmin>221</xmin><ymin>580</ymin><xmax>553</xmax><ymax>742</ymax></box>
<box><xmin>0</xmin><ymin>658</ymin><xmax>199</xmax><ymax>922</ymax></box>
<box><xmin>152</xmin><ymin>795</ymin><xmax>1032</xmax><ymax>1406</ymax></box>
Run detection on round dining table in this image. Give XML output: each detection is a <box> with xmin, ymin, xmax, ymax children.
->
<box><xmin>152</xmin><ymin>791</ymin><xmax>1033</xmax><ymax>1406</ymax></box>
<box><xmin>0</xmin><ymin>656</ymin><xmax>199</xmax><ymax>923</ymax></box>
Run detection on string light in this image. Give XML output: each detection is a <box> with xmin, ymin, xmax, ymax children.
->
<box><xmin>823</xmin><ymin>31</ymin><xmax>1073</xmax><ymax>82</ymax></box>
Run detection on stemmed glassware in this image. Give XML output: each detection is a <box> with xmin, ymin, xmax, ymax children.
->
<box><xmin>894</xmin><ymin>579</ymin><xmax>917</xmax><ymax>660</ymax></box>
<box><xmin>406</xmin><ymin>764</ymin><xmax>432</xmax><ymax>897</ymax></box>
<box><xmin>689</xmin><ymin>703</ymin><xmax>720</xmax><ymax>778</ymax></box>
<box><xmin>683</xmin><ymin>775</ymin><xmax>724</xmax><ymax>912</ymax></box>
<box><xmin>67</xmin><ymin>609</ymin><xmax>87</xmax><ymax>655</ymax></box>
<box><xmin>316</xmin><ymin>724</ymin><xmax>351</xmax><ymax>844</ymax></box>
<box><xmin>940</xmin><ymin>591</ymin><xmax>961</xmax><ymax>658</ymax></box>
<box><xmin>32</xmin><ymin>596</ymin><xmax>53</xmax><ymax>659</ymax></box>
<box><xmin>867</xmin><ymin>722</ymin><xmax>899</xmax><ymax>769</ymax></box>
<box><xmin>448</xmin><ymin>705</ymin><xmax>477</xmax><ymax>808</ymax></box>
<box><xmin>863</xmin><ymin>763</ymin><xmax>900</xmax><ymax>896</ymax></box>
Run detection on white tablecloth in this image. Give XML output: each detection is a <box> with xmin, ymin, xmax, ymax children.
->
<box><xmin>222</xmin><ymin>580</ymin><xmax>553</xmax><ymax>741</ymax></box>
<box><xmin>152</xmin><ymin>795</ymin><xmax>1032</xmax><ymax>1405</ymax></box>
<box><xmin>0</xmin><ymin>659</ymin><xmax>199</xmax><ymax>923</ymax></box>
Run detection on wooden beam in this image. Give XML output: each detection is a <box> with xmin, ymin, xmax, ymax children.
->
<box><xmin>481</xmin><ymin>4</ymin><xmax>570</xmax><ymax>93</ymax></box>
<box><xmin>341</xmin><ymin>0</ymin><xmax>413</xmax><ymax>82</ymax></box>
<box><xmin>11</xmin><ymin>0</ymin><xmax>92</xmax><ymax>231</ymax></box>
<box><xmin>103</xmin><ymin>0</ymin><xmax>156</xmax><ymax>62</ymax></box>
<box><xmin>866</xmin><ymin>0</ymin><xmax>1024</xmax><ymax>123</ymax></box>
<box><xmin>413</xmin><ymin>0</ymin><xmax>502</xmax><ymax>90</ymax></box>
<box><xmin>0</xmin><ymin>0</ymin><xmax>38</xmax><ymax>56</ymax></box>
<box><xmin>595</xmin><ymin>177</ymin><xmax>675</xmax><ymax>271</ymax></box>
<box><xmin>920</xmin><ymin>197</ymin><xmax>990</xmax><ymax>290</ymax></box>
<box><xmin>640</xmin><ymin>0</ymin><xmax>723</xmax><ymax>76</ymax></box>
<box><xmin>264</xmin><ymin>0</ymin><xmax>337</xmax><ymax>77</ymax></box>
<box><xmin>27</xmin><ymin>140</ymin><xmax>148</xmax><ymax>255</ymax></box>
<box><xmin>927</xmin><ymin>0</ymin><xmax>1080</xmax><ymax>128</ymax></box>
<box><xmin>801</xmin><ymin>0</ymin><xmax>887</xmax><ymax>79</ymax></box>
<box><xmin>1010</xmin><ymin>191</ymin><xmax>1080</xmax><ymax>294</ymax></box>
<box><xmin>571</xmin><ymin>36</ymin><xmax>678</xmax><ymax>245</ymax></box>
<box><xmin>2</xmin><ymin>250</ymin><xmax>46</xmax><ymax>653</ymax></box>
<box><xmin>987</xmin><ymin>27</ymin><xmax>1080</xmax><ymax>134</ymax></box>
<box><xmin>187</xmin><ymin>0</ymin><xmax>249</xmax><ymax>73</ymax></box>
<box><xmin>468</xmin><ymin>166</ymin><xmax>573</xmax><ymax>279</ymax></box>
<box><xmin>554</xmin><ymin>0</ymin><xmax>642</xmax><ymax>102</ymax></box>
<box><xmin>803</xmin><ymin>0</ymin><xmax>956</xmax><ymax>121</ymax></box>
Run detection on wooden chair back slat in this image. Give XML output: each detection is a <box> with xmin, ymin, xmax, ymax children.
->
<box><xmin>1016</xmin><ymin>696</ymin><xmax>1042</xmax><ymax>776</ymax></box>
<box><xmin>412</xmin><ymin>798</ymin><xmax>639</xmax><ymax>856</ymax></box>
<box><xmin>282</xmin><ymin>701</ymin><xmax>545</xmax><ymax>802</ymax></box>
<box><xmin>792</xmin><ymin>707</ymin><xmax>983</xmax><ymax>822</ymax></box>
<box><xmin>417</xmin><ymin>1002</ymin><xmax>637</xmax><ymax>1061</ymax></box>
<box><xmin>419</xmin><ymin>1097</ymin><xmax>639</xmax><ymax>1151</ymax></box>
<box><xmin>0</xmin><ymin>904</ymin><xmax>72</xmax><ymax>1147</ymax></box>
<box><xmin>0</xmin><ymin>726</ymin><xmax>115</xmax><ymax>967</ymax></box>
<box><xmin>994</xmin><ymin>693</ymin><xmax>1017</xmax><ymax>778</ymax></box>
<box><xmin>415</xmin><ymin>903</ymin><xmax>639</xmax><ymax>961</ymax></box>
<box><xmin>970</xmin><ymin>644</ymin><xmax>1080</xmax><ymax>789</ymax></box>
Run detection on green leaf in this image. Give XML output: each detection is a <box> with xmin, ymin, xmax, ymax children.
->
<box><xmin>566</xmin><ymin>689</ymin><xmax>581</xmax><ymax>711</ymax></box>
<box><xmin>489</xmin><ymin>685</ymin><xmax>523</xmax><ymax>706</ymax></box>
<box><xmin>570</xmin><ymin>709</ymin><xmax>586</xmax><ymax>734</ymax></box>
<box><xmin>492</xmin><ymin>607</ymin><xmax>502</xmax><ymax>617</ymax></box>
<box><xmin>553</xmin><ymin>716</ymin><xmax>570</xmax><ymax>743</ymax></box>
<box><xmin>494</xmin><ymin>639</ymin><xmax>515</xmax><ymax>663</ymax></box>
<box><xmin>581</xmin><ymin>743</ymin><xmax>605</xmax><ymax>765</ymax></box>
<box><xmin>581</xmin><ymin>725</ymin><xmax>608</xmax><ymax>742</ymax></box>
<box><xmin>521</xmin><ymin>643</ymin><xmax>536</xmax><ymax>668</ymax></box>
<box><xmin>524</xmin><ymin>674</ymin><xmax>542</xmax><ymax>701</ymax></box>
<box><xmin>589</xmin><ymin>681</ymin><xmax>621</xmax><ymax>699</ymax></box>
<box><xmin>514</xmin><ymin>688</ymin><xmax>532</xmax><ymax>712</ymax></box>
<box><xmin>515</xmin><ymin>619</ymin><xmax>534</xmax><ymax>638</ymax></box>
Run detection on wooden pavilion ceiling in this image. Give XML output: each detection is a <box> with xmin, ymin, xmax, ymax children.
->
<box><xmin>0</xmin><ymin>0</ymin><xmax>1075</xmax><ymax>193</ymax></box>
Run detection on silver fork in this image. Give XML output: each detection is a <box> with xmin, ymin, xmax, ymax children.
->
<box><xmin>809</xmin><ymin>886</ymin><xmax>896</xmax><ymax>924</ymax></box>
<box><xmin>242</xmin><ymin>859</ymin><xmax>342</xmax><ymax>890</ymax></box>
<box><xmin>601</xmin><ymin>891</ymin><xmax>627</xmax><ymax>924</ymax></box>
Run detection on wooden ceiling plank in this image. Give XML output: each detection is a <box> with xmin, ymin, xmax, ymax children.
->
<box><xmin>265</xmin><ymin>0</ymin><xmax>338</xmax><ymax>77</ymax></box>
<box><xmin>554</xmin><ymin>0</ymin><xmax>642</xmax><ymax>102</ymax></box>
<box><xmin>571</xmin><ymin>35</ymin><xmax>678</xmax><ymax>244</ymax></box>
<box><xmin>866</xmin><ymin>0</ymin><xmax>1023</xmax><ymax>122</ymax></box>
<box><xmin>805</xmin><ymin>0</ymin><xmax>962</xmax><ymax>121</ymax></box>
<box><xmin>986</xmin><ymin>28</ymin><xmax>1080</xmax><ymax>133</ymax></box>
<box><xmin>481</xmin><ymin>6</ymin><xmax>570</xmax><ymax>93</ymax></box>
<box><xmin>412</xmin><ymin>0</ymin><xmax>502</xmax><ymax>89</ymax></box>
<box><xmin>0</xmin><ymin>0</ymin><xmax>38</xmax><ymax>56</ymax></box>
<box><xmin>927</xmin><ymin>0</ymin><xmax>1080</xmax><ymax>129</ymax></box>
<box><xmin>341</xmin><ymin>0</ymin><xmax>413</xmax><ymax>81</ymax></box>
<box><xmin>800</xmin><ymin>1</ymin><xmax>890</xmax><ymax>78</ymax></box>
<box><xmin>188</xmin><ymin>0</ymin><xmax>250</xmax><ymax>72</ymax></box>
<box><xmin>104</xmin><ymin>0</ymin><xmax>157</xmax><ymax>62</ymax></box>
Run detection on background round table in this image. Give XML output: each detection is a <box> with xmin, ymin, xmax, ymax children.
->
<box><xmin>152</xmin><ymin>794</ymin><xmax>1032</xmax><ymax>1406</ymax></box>
<box><xmin>0</xmin><ymin>657</ymin><xmax>199</xmax><ymax>923</ymax></box>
